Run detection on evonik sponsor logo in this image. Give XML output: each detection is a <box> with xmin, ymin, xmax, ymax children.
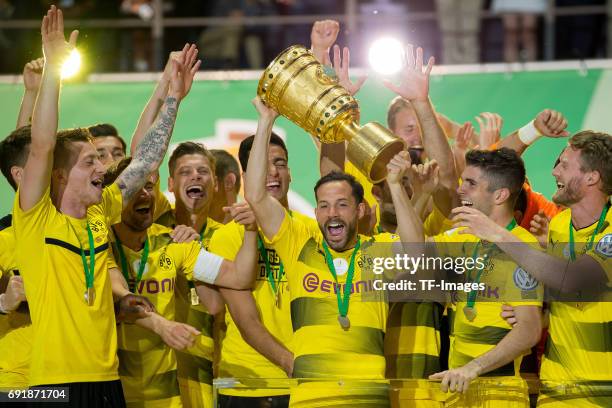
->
<box><xmin>302</xmin><ymin>272</ymin><xmax>375</xmax><ymax>294</ymax></box>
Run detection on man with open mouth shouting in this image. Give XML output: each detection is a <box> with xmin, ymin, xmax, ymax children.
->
<box><xmin>242</xmin><ymin>94</ymin><xmax>418</xmax><ymax>407</ymax></box>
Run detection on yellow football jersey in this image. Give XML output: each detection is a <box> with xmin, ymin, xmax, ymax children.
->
<box><xmin>209</xmin><ymin>211</ymin><xmax>318</xmax><ymax>397</ymax></box>
<box><xmin>264</xmin><ymin>210</ymin><xmax>394</xmax><ymax>407</ymax></box>
<box><xmin>423</xmin><ymin>204</ymin><xmax>454</xmax><ymax>236</ymax></box>
<box><xmin>153</xmin><ymin>178</ymin><xmax>173</xmax><ymax>223</ymax></box>
<box><xmin>112</xmin><ymin>224</ymin><xmax>202</xmax><ymax>407</ymax></box>
<box><xmin>433</xmin><ymin>225</ymin><xmax>543</xmax><ymax>407</ymax></box>
<box><xmin>345</xmin><ymin>161</ymin><xmax>376</xmax><ymax>209</ymax></box>
<box><xmin>174</xmin><ymin>217</ymin><xmax>222</xmax><ymax>408</ymax></box>
<box><xmin>12</xmin><ymin>185</ymin><xmax>122</xmax><ymax>386</ymax></box>
<box><xmin>538</xmin><ymin>207</ymin><xmax>612</xmax><ymax>407</ymax></box>
<box><xmin>0</xmin><ymin>226</ymin><xmax>32</xmax><ymax>391</ymax></box>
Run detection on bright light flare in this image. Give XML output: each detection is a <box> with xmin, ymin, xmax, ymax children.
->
<box><xmin>61</xmin><ymin>49</ymin><xmax>82</xmax><ymax>79</ymax></box>
<box><xmin>368</xmin><ymin>37</ymin><xmax>404</xmax><ymax>76</ymax></box>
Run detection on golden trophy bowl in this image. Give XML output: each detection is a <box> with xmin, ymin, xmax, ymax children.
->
<box><xmin>257</xmin><ymin>45</ymin><xmax>405</xmax><ymax>184</ymax></box>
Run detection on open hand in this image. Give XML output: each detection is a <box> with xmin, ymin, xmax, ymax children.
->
<box><xmin>332</xmin><ymin>45</ymin><xmax>367</xmax><ymax>96</ymax></box>
<box><xmin>167</xmin><ymin>43</ymin><xmax>201</xmax><ymax>100</ymax></box>
<box><xmin>41</xmin><ymin>5</ymin><xmax>79</xmax><ymax>69</ymax></box>
<box><xmin>475</xmin><ymin>112</ymin><xmax>503</xmax><ymax>149</ymax></box>
<box><xmin>383</xmin><ymin>44</ymin><xmax>434</xmax><ymax>102</ymax></box>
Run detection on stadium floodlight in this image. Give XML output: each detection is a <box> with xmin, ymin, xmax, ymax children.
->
<box><xmin>61</xmin><ymin>49</ymin><xmax>82</xmax><ymax>79</ymax></box>
<box><xmin>368</xmin><ymin>37</ymin><xmax>404</xmax><ymax>76</ymax></box>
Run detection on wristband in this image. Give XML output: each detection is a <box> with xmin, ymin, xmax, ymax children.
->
<box><xmin>518</xmin><ymin>120</ymin><xmax>542</xmax><ymax>145</ymax></box>
<box><xmin>193</xmin><ymin>249</ymin><xmax>224</xmax><ymax>284</ymax></box>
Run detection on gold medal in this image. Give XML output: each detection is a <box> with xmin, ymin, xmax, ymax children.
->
<box><xmin>190</xmin><ymin>287</ymin><xmax>200</xmax><ymax>306</ymax></box>
<box><xmin>463</xmin><ymin>305</ymin><xmax>477</xmax><ymax>321</ymax></box>
<box><xmin>84</xmin><ymin>287</ymin><xmax>95</xmax><ymax>306</ymax></box>
<box><xmin>338</xmin><ymin>315</ymin><xmax>350</xmax><ymax>330</ymax></box>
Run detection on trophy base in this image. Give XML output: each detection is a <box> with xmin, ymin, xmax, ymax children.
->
<box><xmin>344</xmin><ymin>122</ymin><xmax>406</xmax><ymax>184</ymax></box>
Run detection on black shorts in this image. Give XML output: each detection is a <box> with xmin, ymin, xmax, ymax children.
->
<box><xmin>1</xmin><ymin>380</ymin><xmax>126</xmax><ymax>408</ymax></box>
<box><xmin>218</xmin><ymin>394</ymin><xmax>290</xmax><ymax>408</ymax></box>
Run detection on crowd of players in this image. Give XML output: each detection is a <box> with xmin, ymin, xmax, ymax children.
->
<box><xmin>0</xmin><ymin>6</ymin><xmax>610</xmax><ymax>408</ymax></box>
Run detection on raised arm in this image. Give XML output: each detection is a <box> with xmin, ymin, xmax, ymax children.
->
<box><xmin>20</xmin><ymin>6</ymin><xmax>78</xmax><ymax>211</ymax></box>
<box><xmin>384</xmin><ymin>45</ymin><xmax>458</xmax><ymax>217</ymax></box>
<box><xmin>451</xmin><ymin>206</ymin><xmax>609</xmax><ymax>293</ymax></box>
<box><xmin>430</xmin><ymin>305</ymin><xmax>541</xmax><ymax>393</ymax></box>
<box><xmin>16</xmin><ymin>58</ymin><xmax>44</xmax><ymax>128</ymax></box>
<box><xmin>115</xmin><ymin>56</ymin><xmax>192</xmax><ymax>206</ymax></box>
<box><xmin>497</xmin><ymin>109</ymin><xmax>569</xmax><ymax>155</ymax></box>
<box><xmin>130</xmin><ymin>44</ymin><xmax>200</xmax><ymax>154</ymax></box>
<box><xmin>243</xmin><ymin>97</ymin><xmax>287</xmax><ymax>240</ymax></box>
<box><xmin>220</xmin><ymin>288</ymin><xmax>293</xmax><ymax>376</ymax></box>
<box><xmin>191</xmin><ymin>229</ymin><xmax>258</xmax><ymax>291</ymax></box>
<box><xmin>310</xmin><ymin>20</ymin><xmax>339</xmax><ymax>66</ymax></box>
<box><xmin>386</xmin><ymin>152</ymin><xmax>423</xmax><ymax>242</ymax></box>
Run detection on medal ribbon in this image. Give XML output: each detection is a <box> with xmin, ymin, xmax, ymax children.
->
<box><xmin>113</xmin><ymin>228</ymin><xmax>150</xmax><ymax>284</ymax></box>
<box><xmin>199</xmin><ymin>221</ymin><xmax>208</xmax><ymax>242</ymax></box>
<box><xmin>69</xmin><ymin>221</ymin><xmax>96</xmax><ymax>290</ymax></box>
<box><xmin>568</xmin><ymin>203</ymin><xmax>609</xmax><ymax>261</ymax></box>
<box><xmin>466</xmin><ymin>219</ymin><xmax>517</xmax><ymax>309</ymax></box>
<box><xmin>257</xmin><ymin>235</ymin><xmax>284</xmax><ymax>297</ymax></box>
<box><xmin>185</xmin><ymin>221</ymin><xmax>209</xmax><ymax>292</ymax></box>
<box><xmin>322</xmin><ymin>238</ymin><xmax>361</xmax><ymax>319</ymax></box>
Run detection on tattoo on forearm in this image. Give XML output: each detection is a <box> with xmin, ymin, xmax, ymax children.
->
<box><xmin>118</xmin><ymin>96</ymin><xmax>178</xmax><ymax>201</ymax></box>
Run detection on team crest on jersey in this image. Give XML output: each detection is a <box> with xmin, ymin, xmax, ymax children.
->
<box><xmin>595</xmin><ymin>234</ymin><xmax>612</xmax><ymax>258</ymax></box>
<box><xmin>158</xmin><ymin>252</ymin><xmax>173</xmax><ymax>270</ymax></box>
<box><xmin>513</xmin><ymin>267</ymin><xmax>538</xmax><ymax>290</ymax></box>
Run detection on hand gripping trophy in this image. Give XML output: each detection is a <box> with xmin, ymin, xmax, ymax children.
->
<box><xmin>257</xmin><ymin>45</ymin><xmax>405</xmax><ymax>183</ymax></box>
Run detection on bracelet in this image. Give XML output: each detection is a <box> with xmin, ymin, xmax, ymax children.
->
<box><xmin>518</xmin><ymin>120</ymin><xmax>542</xmax><ymax>145</ymax></box>
<box><xmin>0</xmin><ymin>293</ymin><xmax>9</xmax><ymax>314</ymax></box>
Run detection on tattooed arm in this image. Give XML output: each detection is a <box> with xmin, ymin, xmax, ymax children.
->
<box><xmin>130</xmin><ymin>44</ymin><xmax>200</xmax><ymax>154</ymax></box>
<box><xmin>115</xmin><ymin>56</ymin><xmax>191</xmax><ymax>206</ymax></box>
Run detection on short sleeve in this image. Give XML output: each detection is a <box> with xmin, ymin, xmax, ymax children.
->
<box><xmin>504</xmin><ymin>264</ymin><xmax>544</xmax><ymax>307</ymax></box>
<box><xmin>424</xmin><ymin>205</ymin><xmax>453</xmax><ymax>236</ymax></box>
<box><xmin>12</xmin><ymin>187</ymin><xmax>53</xmax><ymax>241</ymax></box>
<box><xmin>175</xmin><ymin>241</ymin><xmax>205</xmax><ymax>281</ymax></box>
<box><xmin>263</xmin><ymin>209</ymin><xmax>312</xmax><ymax>272</ymax></box>
<box><xmin>589</xmin><ymin>231</ymin><xmax>612</xmax><ymax>283</ymax></box>
<box><xmin>106</xmin><ymin>250</ymin><xmax>119</xmax><ymax>271</ymax></box>
<box><xmin>153</xmin><ymin>178</ymin><xmax>173</xmax><ymax>223</ymax></box>
<box><xmin>99</xmin><ymin>183</ymin><xmax>123</xmax><ymax>226</ymax></box>
<box><xmin>208</xmin><ymin>222</ymin><xmax>244</xmax><ymax>261</ymax></box>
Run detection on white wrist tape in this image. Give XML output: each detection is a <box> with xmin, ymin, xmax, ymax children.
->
<box><xmin>518</xmin><ymin>120</ymin><xmax>542</xmax><ymax>145</ymax></box>
<box><xmin>193</xmin><ymin>249</ymin><xmax>224</xmax><ymax>284</ymax></box>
